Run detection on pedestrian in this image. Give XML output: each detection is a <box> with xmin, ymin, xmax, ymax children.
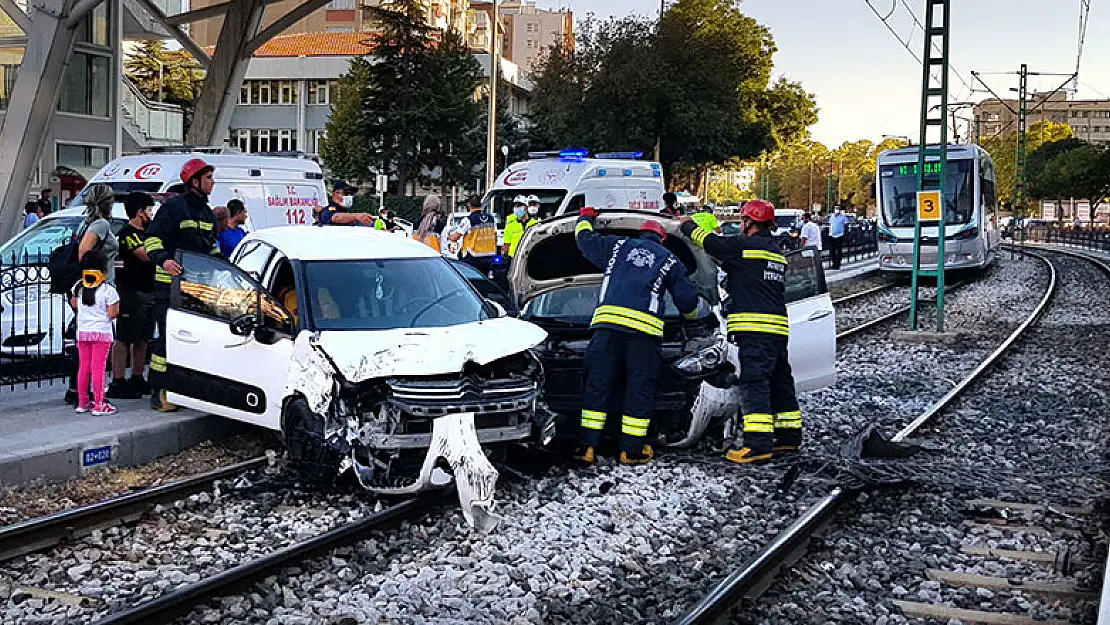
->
<box><xmin>575</xmin><ymin>208</ymin><xmax>707</xmax><ymax>466</ymax></box>
<box><xmin>319</xmin><ymin>180</ymin><xmax>373</xmax><ymax>226</ymax></box>
<box><xmin>447</xmin><ymin>195</ymin><xmax>498</xmax><ymax>276</ymax></box>
<box><xmin>525</xmin><ymin>195</ymin><xmax>543</xmax><ymax>222</ymax></box>
<box><xmin>660</xmin><ymin>192</ymin><xmax>682</xmax><ymax>218</ymax></box>
<box><xmin>23</xmin><ymin>202</ymin><xmax>41</xmax><ymax>229</ymax></box>
<box><xmin>213</xmin><ymin>206</ymin><xmax>230</xmax><ymax>236</ymax></box>
<box><xmin>502</xmin><ymin>195</ymin><xmax>530</xmax><ymax>258</ymax></box>
<box><xmin>413</xmin><ymin>194</ymin><xmax>446</xmax><ymax>251</ymax></box>
<box><xmin>107</xmin><ymin>192</ymin><xmax>157</xmax><ymax>401</ymax></box>
<box><xmin>376</xmin><ymin>208</ymin><xmax>399</xmax><ymax>232</ymax></box>
<box><xmin>144</xmin><ymin>158</ymin><xmax>222</xmax><ymax>412</ymax></box>
<box><xmin>218</xmin><ymin>199</ymin><xmax>249</xmax><ymax>258</ymax></box>
<box><xmin>71</xmin><ymin>249</ymin><xmax>120</xmax><ymax>416</ymax></box>
<box><xmin>692</xmin><ymin>204</ymin><xmax>721</xmax><ymax>233</ymax></box>
<box><xmin>799</xmin><ymin>212</ymin><xmax>822</xmax><ymax>250</ymax></box>
<box><xmin>78</xmin><ymin>184</ymin><xmax>119</xmax><ymax>283</ymax></box>
<box><xmin>38</xmin><ymin>188</ymin><xmax>53</xmax><ymax>216</ymax></box>
<box><xmin>828</xmin><ymin>206</ymin><xmax>848</xmax><ymax>269</ymax></box>
<box><xmin>680</xmin><ymin>199</ymin><xmax>803</xmax><ymax>464</ymax></box>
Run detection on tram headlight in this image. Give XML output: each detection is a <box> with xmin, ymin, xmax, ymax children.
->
<box><xmin>877</xmin><ymin>228</ymin><xmax>898</xmax><ymax>243</ymax></box>
<box><xmin>952</xmin><ymin>226</ymin><xmax>979</xmax><ymax>241</ymax></box>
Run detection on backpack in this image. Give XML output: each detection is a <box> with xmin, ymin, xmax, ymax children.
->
<box><xmin>48</xmin><ymin>222</ymin><xmax>92</xmax><ymax>294</ymax></box>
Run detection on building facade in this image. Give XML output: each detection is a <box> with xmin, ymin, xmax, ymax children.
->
<box><xmin>469</xmin><ymin>0</ymin><xmax>572</xmax><ymax>73</ymax></box>
<box><xmin>227</xmin><ymin>32</ymin><xmax>533</xmax><ymax>161</ymax></box>
<box><xmin>975</xmin><ymin>92</ymin><xmax>1110</xmax><ymax>144</ymax></box>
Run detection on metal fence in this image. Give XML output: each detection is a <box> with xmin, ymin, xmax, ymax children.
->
<box><xmin>823</xmin><ymin>221</ymin><xmax>879</xmax><ymax>266</ymax></box>
<box><xmin>1023</xmin><ymin>225</ymin><xmax>1110</xmax><ymax>254</ymax></box>
<box><xmin>0</xmin><ymin>257</ymin><xmax>74</xmax><ymax>389</ymax></box>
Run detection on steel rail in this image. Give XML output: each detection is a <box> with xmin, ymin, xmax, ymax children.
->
<box><xmin>0</xmin><ymin>456</ymin><xmax>269</xmax><ymax>563</ymax></box>
<box><xmin>91</xmin><ymin>493</ymin><xmax>446</xmax><ymax>625</ymax></box>
<box><xmin>836</xmin><ymin>278</ymin><xmax>969</xmax><ymax>341</ymax></box>
<box><xmin>831</xmin><ymin>281</ymin><xmax>900</xmax><ymax>307</ymax></box>
<box><xmin>672</xmin><ymin>251</ymin><xmax>1059</xmax><ymax>625</ymax></box>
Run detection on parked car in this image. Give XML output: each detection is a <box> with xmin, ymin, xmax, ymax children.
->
<box><xmin>159</xmin><ymin>226</ymin><xmax>550</xmax><ymax>530</ymax></box>
<box><xmin>506</xmin><ymin>211</ymin><xmax>837</xmax><ymax>449</ymax></box>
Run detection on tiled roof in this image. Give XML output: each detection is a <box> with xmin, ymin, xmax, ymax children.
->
<box><xmin>207</xmin><ymin>33</ymin><xmax>375</xmax><ymax>58</ymax></box>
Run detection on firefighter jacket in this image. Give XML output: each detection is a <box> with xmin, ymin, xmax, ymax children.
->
<box><xmin>681</xmin><ymin>220</ymin><xmax>789</xmax><ymax>338</ymax></box>
<box><xmin>576</xmin><ymin>216</ymin><xmax>701</xmax><ymax>338</ymax></box>
<box><xmin>144</xmin><ymin>190</ymin><xmax>220</xmax><ymax>286</ymax></box>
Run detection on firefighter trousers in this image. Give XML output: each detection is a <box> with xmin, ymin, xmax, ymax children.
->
<box><xmin>147</xmin><ymin>286</ymin><xmax>171</xmax><ymax>405</ymax></box>
<box><xmin>734</xmin><ymin>333</ymin><xmax>803</xmax><ymax>453</ymax></box>
<box><xmin>580</xmin><ymin>329</ymin><xmax>661</xmax><ymax>453</ymax></box>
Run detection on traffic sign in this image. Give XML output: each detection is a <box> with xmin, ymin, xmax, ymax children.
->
<box><xmin>917</xmin><ymin>190</ymin><xmax>942</xmax><ymax>222</ymax></box>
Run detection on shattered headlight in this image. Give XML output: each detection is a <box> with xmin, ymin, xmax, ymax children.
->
<box><xmin>673</xmin><ymin>343</ymin><xmax>725</xmax><ymax>378</ymax></box>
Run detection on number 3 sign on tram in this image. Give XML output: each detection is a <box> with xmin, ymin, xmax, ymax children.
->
<box><xmin>916</xmin><ymin>190</ymin><xmax>942</xmax><ymax>223</ymax></box>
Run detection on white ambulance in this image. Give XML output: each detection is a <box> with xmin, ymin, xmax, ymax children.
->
<box><xmin>71</xmin><ymin>150</ymin><xmax>327</xmax><ymax>230</ymax></box>
<box><xmin>482</xmin><ymin>150</ymin><xmax>666</xmax><ymax>228</ymax></box>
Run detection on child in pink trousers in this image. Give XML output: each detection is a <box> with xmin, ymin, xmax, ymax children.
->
<box><xmin>71</xmin><ymin>250</ymin><xmax>120</xmax><ymax>416</ymax></box>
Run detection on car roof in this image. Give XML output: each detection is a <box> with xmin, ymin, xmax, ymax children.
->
<box><xmin>245</xmin><ymin>226</ymin><xmax>439</xmax><ymax>261</ymax></box>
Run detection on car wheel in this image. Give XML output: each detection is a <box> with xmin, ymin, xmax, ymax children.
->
<box><xmin>282</xmin><ymin>395</ymin><xmax>346</xmax><ymax>485</ymax></box>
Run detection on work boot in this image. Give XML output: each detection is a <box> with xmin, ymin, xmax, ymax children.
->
<box><xmin>725</xmin><ymin>433</ymin><xmax>773</xmax><ymax>464</ymax></box>
<box><xmin>129</xmin><ymin>376</ymin><xmax>152</xmax><ymax>395</ymax></box>
<box><xmin>150</xmin><ymin>389</ymin><xmax>178</xmax><ymax>413</ymax></box>
<box><xmin>574</xmin><ymin>446</ymin><xmax>596</xmax><ymax>465</ymax></box>
<box><xmin>773</xmin><ymin>429</ymin><xmax>803</xmax><ymax>454</ymax></box>
<box><xmin>106</xmin><ymin>379</ymin><xmax>142</xmax><ymax>400</ymax></box>
<box><xmin>620</xmin><ymin>444</ymin><xmax>654</xmax><ymax>466</ymax></box>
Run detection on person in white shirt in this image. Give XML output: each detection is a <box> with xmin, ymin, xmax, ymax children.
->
<box><xmin>799</xmin><ymin>212</ymin><xmax>823</xmax><ymax>250</ymax></box>
<box><xmin>70</xmin><ymin>249</ymin><xmax>120</xmax><ymax>416</ymax></box>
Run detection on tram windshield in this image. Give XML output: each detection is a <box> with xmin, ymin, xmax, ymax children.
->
<box><xmin>879</xmin><ymin>159</ymin><xmax>975</xmax><ymax>228</ymax></box>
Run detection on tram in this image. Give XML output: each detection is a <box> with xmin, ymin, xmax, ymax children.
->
<box><xmin>875</xmin><ymin>144</ymin><xmax>1000</xmax><ymax>273</ymax></box>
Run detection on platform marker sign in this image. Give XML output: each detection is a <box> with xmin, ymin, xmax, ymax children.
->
<box><xmin>917</xmin><ymin>190</ymin><xmax>942</xmax><ymax>223</ymax></box>
<box><xmin>82</xmin><ymin>445</ymin><xmax>112</xmax><ymax>468</ymax></box>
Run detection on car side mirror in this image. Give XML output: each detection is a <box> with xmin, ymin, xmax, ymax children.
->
<box><xmin>229</xmin><ymin>313</ymin><xmax>257</xmax><ymax>336</ymax></box>
<box><xmin>486</xmin><ymin>299</ymin><xmax>508</xmax><ymax>318</ymax></box>
<box><xmin>254</xmin><ymin>325</ymin><xmax>279</xmax><ymax>345</ymax></box>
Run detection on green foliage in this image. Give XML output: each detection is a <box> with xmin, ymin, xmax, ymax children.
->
<box><xmin>124</xmin><ymin>40</ymin><xmax>205</xmax><ymax>134</ymax></box>
<box><xmin>350</xmin><ymin>194</ymin><xmax>426</xmax><ymax>221</ymax></box>
<box><xmin>753</xmin><ymin>138</ymin><xmax>903</xmax><ymax>212</ymax></box>
<box><xmin>322</xmin><ymin>0</ymin><xmax>484</xmax><ymax>193</ymax></box>
<box><xmin>1028</xmin><ymin>140</ymin><xmax>1110</xmax><ymax>209</ymax></box>
<box><xmin>980</xmin><ymin>121</ymin><xmax>1074</xmax><ymax>205</ymax></box>
<box><xmin>528</xmin><ymin>0</ymin><xmax>817</xmax><ymax>183</ymax></box>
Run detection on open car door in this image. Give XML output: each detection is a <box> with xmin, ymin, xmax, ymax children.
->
<box><xmin>784</xmin><ymin>248</ymin><xmax>836</xmax><ymax>391</ymax></box>
<box><xmin>164</xmin><ymin>251</ymin><xmax>296</xmax><ymax>430</ymax></box>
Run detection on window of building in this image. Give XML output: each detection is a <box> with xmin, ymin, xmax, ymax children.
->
<box><xmin>326</xmin><ymin>26</ymin><xmax>355</xmax><ymax>33</ymax></box>
<box><xmin>258</xmin><ymin>81</ymin><xmax>271</xmax><ymax>105</ymax></box>
<box><xmin>306</xmin><ymin>130</ymin><xmax>327</xmax><ymax>155</ymax></box>
<box><xmin>1082</xmin><ymin>110</ymin><xmax>1090</xmax><ymax>118</ymax></box>
<box><xmin>526</xmin><ymin>39</ymin><xmax>535</xmax><ymax>49</ymax></box>
<box><xmin>58</xmin><ymin>52</ymin><xmax>110</xmax><ymax>117</ymax></box>
<box><xmin>276</xmin><ymin>129</ymin><xmax>296</xmax><ymax>152</ymax></box>
<box><xmin>525</xmin><ymin>22</ymin><xmax>536</xmax><ymax>33</ymax></box>
<box><xmin>309</xmin><ymin>80</ymin><xmax>331</xmax><ymax>105</ymax></box>
<box><xmin>328</xmin><ymin>0</ymin><xmax>354</xmax><ymax>8</ymax></box>
<box><xmin>56</xmin><ymin>143</ymin><xmax>110</xmax><ymax>169</ymax></box>
<box><xmin>0</xmin><ymin>47</ymin><xmax>21</xmax><ymax>110</ymax></box>
<box><xmin>76</xmin><ymin>2</ymin><xmax>110</xmax><ymax>47</ymax></box>
<box><xmin>240</xmin><ymin>82</ymin><xmax>250</xmax><ymax>104</ymax></box>
<box><xmin>233</xmin><ymin>129</ymin><xmax>250</xmax><ymax>152</ymax></box>
<box><xmin>278</xmin><ymin>81</ymin><xmax>297</xmax><ymax>104</ymax></box>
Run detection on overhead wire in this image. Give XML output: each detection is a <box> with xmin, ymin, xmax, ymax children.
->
<box><xmin>863</xmin><ymin>0</ymin><xmax>974</xmax><ymax>101</ymax></box>
<box><xmin>1075</xmin><ymin>0</ymin><xmax>1092</xmax><ymax>88</ymax></box>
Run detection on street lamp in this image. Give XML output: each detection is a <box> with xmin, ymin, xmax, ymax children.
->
<box><xmin>155</xmin><ymin>58</ymin><xmax>165</xmax><ymax>103</ymax></box>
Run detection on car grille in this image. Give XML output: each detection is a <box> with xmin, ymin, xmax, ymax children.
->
<box><xmin>386</xmin><ymin>375</ymin><xmax>538</xmax><ymax>421</ymax></box>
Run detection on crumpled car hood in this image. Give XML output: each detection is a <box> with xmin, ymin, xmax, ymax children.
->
<box><xmin>314</xmin><ymin>317</ymin><xmax>548</xmax><ymax>382</ymax></box>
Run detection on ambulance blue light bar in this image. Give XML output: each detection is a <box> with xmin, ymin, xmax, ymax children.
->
<box><xmin>596</xmin><ymin>151</ymin><xmax>644</xmax><ymax>159</ymax></box>
<box><xmin>559</xmin><ymin>148</ymin><xmax>590</xmax><ymax>160</ymax></box>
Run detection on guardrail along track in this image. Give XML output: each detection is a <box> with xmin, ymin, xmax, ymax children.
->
<box><xmin>673</xmin><ymin>250</ymin><xmax>1062</xmax><ymax>625</ymax></box>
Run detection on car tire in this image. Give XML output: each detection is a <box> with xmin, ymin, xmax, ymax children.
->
<box><xmin>282</xmin><ymin>395</ymin><xmax>346</xmax><ymax>485</ymax></box>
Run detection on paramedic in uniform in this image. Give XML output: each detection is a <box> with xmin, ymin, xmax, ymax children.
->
<box><xmin>143</xmin><ymin>159</ymin><xmax>223</xmax><ymax>412</ymax></box>
<box><xmin>680</xmin><ymin>199</ymin><xmax>804</xmax><ymax>464</ymax></box>
<box><xmin>448</xmin><ymin>195</ymin><xmax>498</xmax><ymax>275</ymax></box>
<box><xmin>318</xmin><ymin>180</ymin><xmax>374</xmax><ymax>226</ymax></box>
<box><xmin>574</xmin><ymin>207</ymin><xmax>707</xmax><ymax>466</ymax></box>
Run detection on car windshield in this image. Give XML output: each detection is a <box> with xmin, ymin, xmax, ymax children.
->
<box><xmin>880</xmin><ymin>159</ymin><xmax>975</xmax><ymax>228</ymax></box>
<box><xmin>521</xmin><ymin>284</ymin><xmax>681</xmax><ymax>321</ymax></box>
<box><xmin>303</xmin><ymin>258</ymin><xmax>491</xmax><ymax>330</ymax></box>
<box><xmin>775</xmin><ymin>215</ymin><xmax>798</xmax><ymax>229</ymax></box>
<box><xmin>1</xmin><ymin>215</ymin><xmax>125</xmax><ymax>265</ymax></box>
<box><xmin>484</xmin><ymin>189</ymin><xmax>568</xmax><ymax>225</ymax></box>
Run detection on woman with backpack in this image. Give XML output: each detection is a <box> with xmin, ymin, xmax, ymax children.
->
<box><xmin>70</xmin><ymin>250</ymin><xmax>120</xmax><ymax>416</ymax></box>
<box><xmin>78</xmin><ymin>184</ymin><xmax>119</xmax><ymax>282</ymax></box>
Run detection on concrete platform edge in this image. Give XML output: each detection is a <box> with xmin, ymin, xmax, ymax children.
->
<box><xmin>0</xmin><ymin>414</ymin><xmax>250</xmax><ymax>489</ymax></box>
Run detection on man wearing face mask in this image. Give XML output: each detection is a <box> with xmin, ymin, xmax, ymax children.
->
<box><xmin>319</xmin><ymin>180</ymin><xmax>374</xmax><ymax>227</ymax></box>
<box><xmin>502</xmin><ymin>195</ymin><xmax>530</xmax><ymax>258</ymax></box>
<box><xmin>525</xmin><ymin>195</ymin><xmax>543</xmax><ymax>223</ymax></box>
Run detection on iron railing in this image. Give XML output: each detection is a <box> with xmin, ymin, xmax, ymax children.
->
<box><xmin>0</xmin><ymin>255</ymin><xmax>74</xmax><ymax>389</ymax></box>
<box><xmin>1024</xmin><ymin>225</ymin><xmax>1110</xmax><ymax>254</ymax></box>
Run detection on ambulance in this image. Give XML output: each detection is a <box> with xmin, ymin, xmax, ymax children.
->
<box><xmin>482</xmin><ymin>150</ymin><xmax>666</xmax><ymax>228</ymax></box>
<box><xmin>70</xmin><ymin>150</ymin><xmax>327</xmax><ymax>230</ymax></box>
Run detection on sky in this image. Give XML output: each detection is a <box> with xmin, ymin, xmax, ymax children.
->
<box><xmin>536</xmin><ymin>0</ymin><xmax>1110</xmax><ymax>148</ymax></box>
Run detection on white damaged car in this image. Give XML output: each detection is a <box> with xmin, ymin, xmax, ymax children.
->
<box><xmin>161</xmin><ymin>227</ymin><xmax>551</xmax><ymax>530</ymax></box>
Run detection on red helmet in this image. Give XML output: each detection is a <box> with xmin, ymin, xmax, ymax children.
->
<box><xmin>180</xmin><ymin>158</ymin><xmax>213</xmax><ymax>183</ymax></box>
<box><xmin>640</xmin><ymin>220</ymin><xmax>667</xmax><ymax>241</ymax></box>
<box><xmin>741</xmin><ymin>199</ymin><xmax>775</xmax><ymax>224</ymax></box>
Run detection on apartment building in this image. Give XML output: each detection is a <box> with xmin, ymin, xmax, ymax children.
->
<box><xmin>469</xmin><ymin>0</ymin><xmax>572</xmax><ymax>73</ymax></box>
<box><xmin>975</xmin><ymin>92</ymin><xmax>1110</xmax><ymax>144</ymax></box>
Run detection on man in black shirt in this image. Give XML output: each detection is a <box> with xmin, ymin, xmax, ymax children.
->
<box><xmin>106</xmin><ymin>192</ymin><xmax>157</xmax><ymax>400</ymax></box>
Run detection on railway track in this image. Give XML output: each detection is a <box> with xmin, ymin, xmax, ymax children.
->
<box><xmin>672</xmin><ymin>248</ymin><xmax>1110</xmax><ymax>625</ymax></box>
<box><xmin>835</xmin><ymin>277</ymin><xmax>972</xmax><ymax>340</ymax></box>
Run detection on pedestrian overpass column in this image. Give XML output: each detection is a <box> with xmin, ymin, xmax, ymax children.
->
<box><xmin>0</xmin><ymin>0</ymin><xmax>106</xmax><ymax>240</ymax></box>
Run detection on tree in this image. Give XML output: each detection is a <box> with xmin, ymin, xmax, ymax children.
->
<box><xmin>124</xmin><ymin>40</ymin><xmax>205</xmax><ymax>134</ymax></box>
<box><xmin>528</xmin><ymin>0</ymin><xmax>817</xmax><ymax>186</ymax></box>
<box><xmin>980</xmin><ymin>121</ymin><xmax>1074</xmax><ymax>205</ymax></box>
<box><xmin>321</xmin><ymin>58</ymin><xmax>374</xmax><ymax>180</ymax></box>
<box><xmin>1034</xmin><ymin>142</ymin><xmax>1110</xmax><ymax>210</ymax></box>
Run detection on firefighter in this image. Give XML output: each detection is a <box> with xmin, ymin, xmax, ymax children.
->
<box><xmin>502</xmin><ymin>195</ymin><xmax>530</xmax><ymax>257</ymax></box>
<box><xmin>680</xmin><ymin>199</ymin><xmax>803</xmax><ymax>464</ymax></box>
<box><xmin>448</xmin><ymin>195</ymin><xmax>498</xmax><ymax>275</ymax></box>
<box><xmin>144</xmin><ymin>158</ymin><xmax>222</xmax><ymax>412</ymax></box>
<box><xmin>575</xmin><ymin>207</ymin><xmax>707</xmax><ymax>465</ymax></box>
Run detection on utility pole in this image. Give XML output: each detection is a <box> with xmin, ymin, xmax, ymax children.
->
<box><xmin>808</xmin><ymin>159</ymin><xmax>814</xmax><ymax>209</ymax></box>
<box><xmin>908</xmin><ymin>0</ymin><xmax>951</xmax><ymax>333</ymax></box>
<box><xmin>825</xmin><ymin>157</ymin><xmax>834</xmax><ymax>212</ymax></box>
<box><xmin>484</xmin><ymin>0</ymin><xmax>500</xmax><ymax>193</ymax></box>
<box><xmin>1015</xmin><ymin>63</ymin><xmax>1028</xmax><ymax>251</ymax></box>
<box><xmin>654</xmin><ymin>0</ymin><xmax>665</xmax><ymax>163</ymax></box>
